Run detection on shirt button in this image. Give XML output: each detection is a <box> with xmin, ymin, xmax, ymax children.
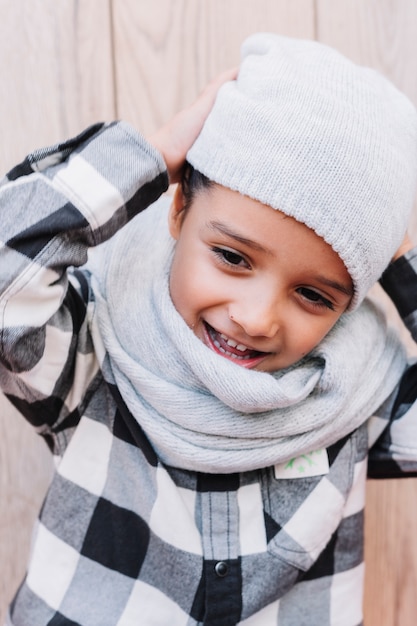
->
<box><xmin>215</xmin><ymin>561</ymin><xmax>228</xmax><ymax>577</ymax></box>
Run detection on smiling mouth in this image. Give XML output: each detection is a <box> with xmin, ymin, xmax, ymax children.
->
<box><xmin>203</xmin><ymin>322</ymin><xmax>269</xmax><ymax>368</ymax></box>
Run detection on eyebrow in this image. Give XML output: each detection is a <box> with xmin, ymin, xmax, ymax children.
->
<box><xmin>207</xmin><ymin>219</ymin><xmax>354</xmax><ymax>298</ymax></box>
<box><xmin>207</xmin><ymin>220</ymin><xmax>273</xmax><ymax>255</ymax></box>
<box><xmin>315</xmin><ymin>276</ymin><xmax>354</xmax><ymax>298</ymax></box>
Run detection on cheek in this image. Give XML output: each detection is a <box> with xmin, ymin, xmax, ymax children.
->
<box><xmin>169</xmin><ymin>253</ymin><xmax>191</xmax><ymax>319</ymax></box>
<box><xmin>286</xmin><ymin>313</ymin><xmax>340</xmax><ymax>357</ymax></box>
<box><xmin>169</xmin><ymin>247</ymin><xmax>210</xmax><ymax>322</ymax></box>
<box><xmin>169</xmin><ymin>246</ymin><xmax>230</xmax><ymax>324</ymax></box>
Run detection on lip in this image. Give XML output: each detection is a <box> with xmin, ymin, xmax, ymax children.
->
<box><xmin>202</xmin><ymin>322</ymin><xmax>270</xmax><ymax>369</ymax></box>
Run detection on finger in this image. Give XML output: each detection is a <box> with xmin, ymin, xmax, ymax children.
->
<box><xmin>205</xmin><ymin>67</ymin><xmax>239</xmax><ymax>89</ymax></box>
<box><xmin>392</xmin><ymin>232</ymin><xmax>414</xmax><ymax>261</ymax></box>
<box><xmin>195</xmin><ymin>67</ymin><xmax>238</xmax><ymax>109</ymax></box>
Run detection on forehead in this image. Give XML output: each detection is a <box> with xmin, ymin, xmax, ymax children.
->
<box><xmin>186</xmin><ymin>183</ymin><xmax>332</xmax><ymax>252</ymax></box>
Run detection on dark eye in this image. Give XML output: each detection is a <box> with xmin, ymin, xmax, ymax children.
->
<box><xmin>297</xmin><ymin>287</ymin><xmax>334</xmax><ymax>311</ymax></box>
<box><xmin>222</xmin><ymin>250</ymin><xmax>244</xmax><ymax>265</ymax></box>
<box><xmin>212</xmin><ymin>247</ymin><xmax>249</xmax><ymax>268</ymax></box>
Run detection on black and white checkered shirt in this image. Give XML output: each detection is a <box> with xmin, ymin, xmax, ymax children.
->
<box><xmin>3</xmin><ymin>123</ymin><xmax>417</xmax><ymax>626</ymax></box>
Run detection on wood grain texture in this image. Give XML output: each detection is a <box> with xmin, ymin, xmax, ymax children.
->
<box><xmin>0</xmin><ymin>399</ymin><xmax>53</xmax><ymax>617</ymax></box>
<box><xmin>1</xmin><ymin>1</ymin><xmax>417</xmax><ymax>624</ymax></box>
<box><xmin>0</xmin><ymin>0</ymin><xmax>115</xmax><ymax>171</ymax></box>
<box><xmin>316</xmin><ymin>3</ymin><xmax>417</xmax><ymax>623</ymax></box>
<box><xmin>365</xmin><ymin>479</ymin><xmax>417</xmax><ymax>625</ymax></box>
<box><xmin>316</xmin><ymin>0</ymin><xmax>417</xmax><ymax>238</ymax></box>
<box><xmin>0</xmin><ymin>1</ymin><xmax>115</xmax><ymax>622</ymax></box>
<box><xmin>112</xmin><ymin>0</ymin><xmax>315</xmax><ymax>135</ymax></box>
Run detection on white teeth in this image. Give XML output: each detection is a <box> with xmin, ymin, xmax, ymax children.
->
<box><xmin>220</xmin><ymin>333</ymin><xmax>249</xmax><ymax>352</ymax></box>
<box><xmin>214</xmin><ymin>338</ymin><xmax>252</xmax><ymax>360</ymax></box>
<box><xmin>221</xmin><ymin>334</ymin><xmax>237</xmax><ymax>348</ymax></box>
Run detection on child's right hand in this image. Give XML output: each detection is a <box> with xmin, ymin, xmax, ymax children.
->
<box><xmin>149</xmin><ymin>68</ymin><xmax>237</xmax><ymax>184</ymax></box>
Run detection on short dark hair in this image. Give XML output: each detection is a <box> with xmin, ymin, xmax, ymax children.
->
<box><xmin>181</xmin><ymin>162</ymin><xmax>214</xmax><ymax>211</ymax></box>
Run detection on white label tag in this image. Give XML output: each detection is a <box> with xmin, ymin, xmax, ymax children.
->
<box><xmin>274</xmin><ymin>449</ymin><xmax>330</xmax><ymax>479</ymax></box>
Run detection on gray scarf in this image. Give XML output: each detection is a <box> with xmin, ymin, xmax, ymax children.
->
<box><xmin>90</xmin><ymin>198</ymin><xmax>406</xmax><ymax>473</ymax></box>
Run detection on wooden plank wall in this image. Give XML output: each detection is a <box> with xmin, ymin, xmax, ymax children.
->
<box><xmin>1</xmin><ymin>1</ymin><xmax>417</xmax><ymax>623</ymax></box>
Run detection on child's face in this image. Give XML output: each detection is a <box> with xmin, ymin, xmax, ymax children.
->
<box><xmin>168</xmin><ymin>184</ymin><xmax>353</xmax><ymax>372</ymax></box>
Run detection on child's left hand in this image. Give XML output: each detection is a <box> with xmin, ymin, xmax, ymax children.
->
<box><xmin>392</xmin><ymin>232</ymin><xmax>414</xmax><ymax>261</ymax></box>
<box><xmin>149</xmin><ymin>68</ymin><xmax>237</xmax><ymax>184</ymax></box>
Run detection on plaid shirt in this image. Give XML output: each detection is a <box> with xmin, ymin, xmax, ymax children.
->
<box><xmin>3</xmin><ymin>123</ymin><xmax>417</xmax><ymax>626</ymax></box>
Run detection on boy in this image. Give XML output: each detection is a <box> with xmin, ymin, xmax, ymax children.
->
<box><xmin>3</xmin><ymin>33</ymin><xmax>417</xmax><ymax>625</ymax></box>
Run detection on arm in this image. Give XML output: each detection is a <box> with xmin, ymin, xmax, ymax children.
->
<box><xmin>0</xmin><ymin>70</ymin><xmax>236</xmax><ymax>441</ymax></box>
<box><xmin>0</xmin><ymin>122</ymin><xmax>168</xmax><ymax>438</ymax></box>
<box><xmin>379</xmin><ymin>240</ymin><xmax>417</xmax><ymax>342</ymax></box>
<box><xmin>368</xmin><ymin>237</ymin><xmax>417</xmax><ymax>477</ymax></box>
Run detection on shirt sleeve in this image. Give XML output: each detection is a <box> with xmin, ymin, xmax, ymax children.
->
<box><xmin>368</xmin><ymin>249</ymin><xmax>417</xmax><ymax>478</ymax></box>
<box><xmin>0</xmin><ymin>121</ymin><xmax>169</xmax><ymax>446</ymax></box>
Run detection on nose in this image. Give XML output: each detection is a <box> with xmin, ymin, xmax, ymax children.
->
<box><xmin>228</xmin><ymin>292</ymin><xmax>280</xmax><ymax>339</ymax></box>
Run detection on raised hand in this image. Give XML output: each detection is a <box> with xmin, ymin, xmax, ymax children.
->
<box><xmin>392</xmin><ymin>232</ymin><xmax>414</xmax><ymax>261</ymax></box>
<box><xmin>149</xmin><ymin>68</ymin><xmax>237</xmax><ymax>184</ymax></box>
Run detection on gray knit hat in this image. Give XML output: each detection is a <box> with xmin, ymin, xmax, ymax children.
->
<box><xmin>187</xmin><ymin>33</ymin><xmax>417</xmax><ymax>309</ymax></box>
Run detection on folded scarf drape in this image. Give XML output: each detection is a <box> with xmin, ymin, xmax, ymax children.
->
<box><xmin>90</xmin><ymin>197</ymin><xmax>406</xmax><ymax>473</ymax></box>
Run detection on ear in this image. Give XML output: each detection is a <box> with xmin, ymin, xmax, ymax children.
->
<box><xmin>168</xmin><ymin>184</ymin><xmax>186</xmax><ymax>240</ymax></box>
